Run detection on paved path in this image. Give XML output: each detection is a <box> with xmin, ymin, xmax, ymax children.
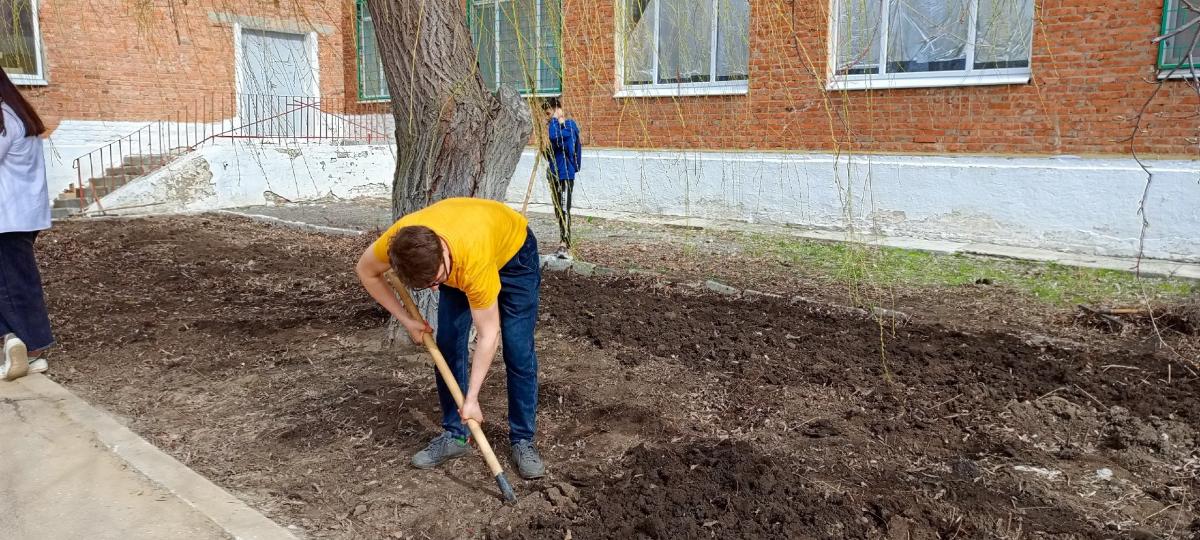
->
<box><xmin>0</xmin><ymin>374</ymin><xmax>296</xmax><ymax>540</ymax></box>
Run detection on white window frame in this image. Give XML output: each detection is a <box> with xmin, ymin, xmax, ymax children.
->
<box><xmin>5</xmin><ymin>0</ymin><xmax>46</xmax><ymax>86</ymax></box>
<box><xmin>614</xmin><ymin>0</ymin><xmax>750</xmax><ymax>98</ymax></box>
<box><xmin>474</xmin><ymin>0</ymin><xmax>562</xmax><ymax>97</ymax></box>
<box><xmin>826</xmin><ymin>0</ymin><xmax>1032</xmax><ymax>91</ymax></box>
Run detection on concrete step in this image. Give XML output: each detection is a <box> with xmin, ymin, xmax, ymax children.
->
<box><xmin>88</xmin><ymin>175</ymin><xmax>134</xmax><ymax>189</ymax></box>
<box><xmin>123</xmin><ymin>154</ymin><xmax>171</xmax><ymax>168</ymax></box>
<box><xmin>105</xmin><ymin>165</ymin><xmax>146</xmax><ymax>177</ymax></box>
<box><xmin>53</xmin><ymin>198</ymin><xmax>84</xmax><ymax>209</ymax></box>
<box><xmin>86</xmin><ymin>186</ymin><xmax>112</xmax><ymax>199</ymax></box>
<box><xmin>51</xmin><ymin>207</ymin><xmax>80</xmax><ymax>220</ymax></box>
<box><xmin>122</xmin><ymin>154</ymin><xmax>162</xmax><ymax>166</ymax></box>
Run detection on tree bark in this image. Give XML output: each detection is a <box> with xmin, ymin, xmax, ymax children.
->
<box><xmin>368</xmin><ymin>0</ymin><xmax>532</xmax><ymax>336</ymax></box>
<box><xmin>369</xmin><ymin>0</ymin><xmax>532</xmax><ymax>218</ymax></box>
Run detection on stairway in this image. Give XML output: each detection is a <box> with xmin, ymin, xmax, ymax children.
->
<box><xmin>53</xmin><ymin>153</ymin><xmax>175</xmax><ymax>219</ymax></box>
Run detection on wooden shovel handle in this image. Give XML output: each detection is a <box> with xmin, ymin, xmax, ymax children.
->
<box><xmin>382</xmin><ymin>271</ymin><xmax>506</xmax><ymax>478</ymax></box>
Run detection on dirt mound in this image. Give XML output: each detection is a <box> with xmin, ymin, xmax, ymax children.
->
<box><xmin>37</xmin><ymin>216</ymin><xmax>1199</xmax><ymax>539</ymax></box>
<box><xmin>498</xmin><ymin>440</ymin><xmax>868</xmax><ymax>539</ymax></box>
<box><xmin>542</xmin><ymin>273</ymin><xmax>1200</xmax><ymax>423</ymax></box>
<box><xmin>496</xmin><ymin>439</ymin><xmax>1103</xmax><ymax>540</ymax></box>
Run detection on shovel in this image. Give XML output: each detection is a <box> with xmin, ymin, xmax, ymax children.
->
<box><xmin>382</xmin><ymin>270</ymin><xmax>518</xmax><ymax>504</ymax></box>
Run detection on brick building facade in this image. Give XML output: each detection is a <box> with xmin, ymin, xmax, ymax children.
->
<box><xmin>17</xmin><ymin>0</ymin><xmax>1198</xmax><ymax>157</ymax></box>
<box><xmin>19</xmin><ymin>0</ymin><xmax>365</xmax><ymax>131</ymax></box>
<box><xmin>548</xmin><ymin>1</ymin><xmax>1197</xmax><ymax>157</ymax></box>
<box><xmin>10</xmin><ymin>0</ymin><xmax>1200</xmax><ymax>260</ymax></box>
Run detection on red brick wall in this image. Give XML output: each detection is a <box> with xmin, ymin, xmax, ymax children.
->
<box><xmin>30</xmin><ymin>0</ymin><xmax>1198</xmax><ymax>158</ymax></box>
<box><xmin>25</xmin><ymin>0</ymin><xmax>356</xmax><ymax>132</ymax></box>
<box><xmin>555</xmin><ymin>0</ymin><xmax>1199</xmax><ymax>157</ymax></box>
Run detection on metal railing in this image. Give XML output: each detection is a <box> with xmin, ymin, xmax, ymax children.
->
<box><xmin>69</xmin><ymin>93</ymin><xmax>394</xmax><ymax>208</ymax></box>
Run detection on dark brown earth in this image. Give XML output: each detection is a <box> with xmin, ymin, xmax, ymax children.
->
<box><xmin>37</xmin><ymin>215</ymin><xmax>1200</xmax><ymax>539</ymax></box>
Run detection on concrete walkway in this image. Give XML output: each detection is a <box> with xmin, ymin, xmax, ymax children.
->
<box><xmin>0</xmin><ymin>374</ymin><xmax>297</xmax><ymax>540</ymax></box>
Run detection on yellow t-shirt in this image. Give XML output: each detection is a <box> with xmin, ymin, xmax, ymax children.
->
<box><xmin>372</xmin><ymin>197</ymin><xmax>529</xmax><ymax>309</ymax></box>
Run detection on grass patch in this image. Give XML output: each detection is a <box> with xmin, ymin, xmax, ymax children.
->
<box><xmin>741</xmin><ymin>233</ymin><xmax>1198</xmax><ymax>306</ymax></box>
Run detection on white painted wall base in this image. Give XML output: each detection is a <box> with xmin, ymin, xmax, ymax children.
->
<box><xmin>93</xmin><ymin>140</ymin><xmax>393</xmax><ymax>213</ymax></box>
<box><xmin>47</xmin><ymin>117</ymin><xmax>390</xmax><ymax>199</ymax></box>
<box><xmin>506</xmin><ymin>149</ymin><xmax>1200</xmax><ymax>262</ymax></box>
<box><xmin>82</xmin><ymin>136</ymin><xmax>1200</xmax><ymax>263</ymax></box>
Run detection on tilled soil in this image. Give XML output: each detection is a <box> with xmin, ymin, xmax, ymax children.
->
<box><xmin>37</xmin><ymin>215</ymin><xmax>1200</xmax><ymax>539</ymax></box>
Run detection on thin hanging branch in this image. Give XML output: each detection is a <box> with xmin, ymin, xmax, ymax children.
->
<box><xmin>1122</xmin><ymin>0</ymin><xmax>1200</xmax><ymax>276</ymax></box>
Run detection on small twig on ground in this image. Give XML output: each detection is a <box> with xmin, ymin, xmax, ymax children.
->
<box><xmin>1077</xmin><ymin>304</ymin><xmax>1125</xmax><ymax>330</ymax></box>
<box><xmin>1105</xmin><ymin>308</ymin><xmax>1149</xmax><ymax>315</ymax></box>
<box><xmin>1073</xmin><ymin>384</ymin><xmax>1106</xmax><ymax>409</ymax></box>
<box><xmin>1143</xmin><ymin>503</ymin><xmax>1180</xmax><ymax>522</ymax></box>
<box><xmin>929</xmin><ymin>393</ymin><xmax>962</xmax><ymax>411</ymax></box>
<box><xmin>1135</xmin><ymin>290</ymin><xmax>1197</xmax><ymax>368</ymax></box>
<box><xmin>1100</xmin><ymin>364</ymin><xmax>1142</xmax><ymax>372</ymax></box>
<box><xmin>1035</xmin><ymin>386</ymin><xmax>1065</xmax><ymax>402</ymax></box>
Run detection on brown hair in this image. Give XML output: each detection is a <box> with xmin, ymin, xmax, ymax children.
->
<box><xmin>0</xmin><ymin>69</ymin><xmax>45</xmax><ymax>137</ymax></box>
<box><xmin>387</xmin><ymin>225</ymin><xmax>443</xmax><ymax>288</ymax></box>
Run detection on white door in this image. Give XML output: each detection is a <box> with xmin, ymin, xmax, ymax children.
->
<box><xmin>238</xmin><ymin>29</ymin><xmax>317</xmax><ymax>138</ymax></box>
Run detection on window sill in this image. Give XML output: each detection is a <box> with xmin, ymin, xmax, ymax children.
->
<box><xmin>614</xmin><ymin>82</ymin><xmax>749</xmax><ymax>98</ymax></box>
<box><xmin>357</xmin><ymin>97</ymin><xmax>391</xmax><ymax>104</ymax></box>
<box><xmin>828</xmin><ymin>72</ymin><xmax>1030</xmax><ymax>91</ymax></box>
<box><xmin>1157</xmin><ymin>68</ymin><xmax>1200</xmax><ymax>80</ymax></box>
<box><xmin>11</xmin><ymin>76</ymin><xmax>48</xmax><ymax>87</ymax></box>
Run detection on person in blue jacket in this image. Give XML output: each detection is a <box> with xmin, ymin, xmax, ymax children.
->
<box><xmin>541</xmin><ymin>98</ymin><xmax>581</xmax><ymax>259</ymax></box>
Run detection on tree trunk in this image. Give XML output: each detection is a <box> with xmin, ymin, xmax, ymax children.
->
<box><xmin>368</xmin><ymin>0</ymin><xmax>533</xmax><ymax>336</ymax></box>
<box><xmin>369</xmin><ymin>0</ymin><xmax>532</xmax><ymax>217</ymax></box>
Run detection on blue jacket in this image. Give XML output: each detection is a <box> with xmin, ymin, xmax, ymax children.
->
<box><xmin>546</xmin><ymin>118</ymin><xmax>581</xmax><ymax>181</ymax></box>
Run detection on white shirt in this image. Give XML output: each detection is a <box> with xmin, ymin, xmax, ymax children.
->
<box><xmin>0</xmin><ymin>103</ymin><xmax>49</xmax><ymax>233</ymax></box>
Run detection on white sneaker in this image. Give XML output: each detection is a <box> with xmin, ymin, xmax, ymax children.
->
<box><xmin>28</xmin><ymin>357</ymin><xmax>47</xmax><ymax>374</ymax></box>
<box><xmin>2</xmin><ymin>334</ymin><xmax>29</xmax><ymax>381</ymax></box>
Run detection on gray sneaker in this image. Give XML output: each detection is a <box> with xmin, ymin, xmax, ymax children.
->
<box><xmin>511</xmin><ymin>440</ymin><xmax>546</xmax><ymax>479</ymax></box>
<box><xmin>411</xmin><ymin>432</ymin><xmax>470</xmax><ymax>469</ymax></box>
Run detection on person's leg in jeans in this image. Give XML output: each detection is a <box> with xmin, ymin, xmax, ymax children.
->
<box><xmin>546</xmin><ymin>170</ymin><xmax>569</xmax><ymax>254</ymax></box>
<box><xmin>561</xmin><ymin>180</ymin><xmax>574</xmax><ymax>248</ymax></box>
<box><xmin>498</xmin><ymin>229</ymin><xmax>545</xmax><ymax>477</ymax></box>
<box><xmin>410</xmin><ymin>285</ymin><xmax>473</xmax><ymax>468</ymax></box>
<box><xmin>434</xmin><ymin>286</ymin><xmax>473</xmax><ymax>440</ymax></box>
<box><xmin>0</xmin><ymin>231</ymin><xmax>54</xmax><ymax>381</ymax></box>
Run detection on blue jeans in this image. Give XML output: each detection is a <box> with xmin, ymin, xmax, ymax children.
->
<box><xmin>0</xmin><ymin>231</ymin><xmax>54</xmax><ymax>351</ymax></box>
<box><xmin>435</xmin><ymin>228</ymin><xmax>541</xmax><ymax>443</ymax></box>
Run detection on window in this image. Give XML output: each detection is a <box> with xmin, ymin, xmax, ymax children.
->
<box><xmin>0</xmin><ymin>0</ymin><xmax>45</xmax><ymax>85</ymax></box>
<box><xmin>830</xmin><ymin>0</ymin><xmax>1033</xmax><ymax>90</ymax></box>
<box><xmin>617</xmin><ymin>0</ymin><xmax>750</xmax><ymax>97</ymax></box>
<box><xmin>356</xmin><ymin>0</ymin><xmax>388</xmax><ymax>101</ymax></box>
<box><xmin>468</xmin><ymin>0</ymin><xmax>562</xmax><ymax>96</ymax></box>
<box><xmin>1159</xmin><ymin>0</ymin><xmax>1200</xmax><ymax>75</ymax></box>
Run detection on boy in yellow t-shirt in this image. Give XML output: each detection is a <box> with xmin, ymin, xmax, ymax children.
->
<box><xmin>355</xmin><ymin>197</ymin><xmax>545</xmax><ymax>479</ymax></box>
